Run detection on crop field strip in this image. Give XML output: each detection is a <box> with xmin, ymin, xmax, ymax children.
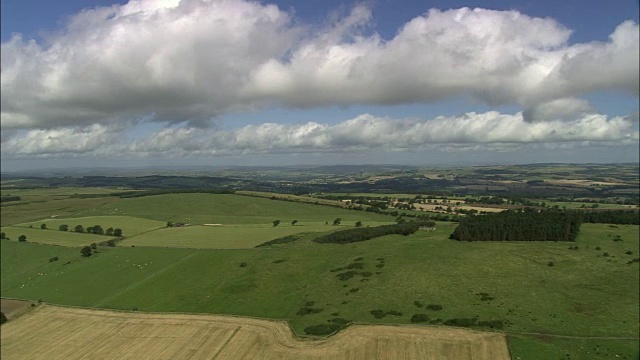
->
<box><xmin>1</xmin><ymin>305</ymin><xmax>511</xmax><ymax>360</ymax></box>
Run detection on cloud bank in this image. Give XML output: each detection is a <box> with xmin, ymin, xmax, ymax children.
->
<box><xmin>2</xmin><ymin>111</ymin><xmax>637</xmax><ymax>159</ymax></box>
<box><xmin>1</xmin><ymin>0</ymin><xmax>638</xmax><ymax>129</ymax></box>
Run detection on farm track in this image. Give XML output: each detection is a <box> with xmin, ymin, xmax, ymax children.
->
<box><xmin>1</xmin><ymin>305</ymin><xmax>511</xmax><ymax>360</ymax></box>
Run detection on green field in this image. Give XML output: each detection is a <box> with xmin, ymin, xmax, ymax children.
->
<box><xmin>17</xmin><ymin>216</ymin><xmax>166</xmax><ymax>238</ymax></box>
<box><xmin>0</xmin><ymin>226</ymin><xmax>114</xmax><ymax>247</ymax></box>
<box><xmin>119</xmin><ymin>223</ymin><xmax>366</xmax><ymax>249</ymax></box>
<box><xmin>2</xmin><ymin>221</ymin><xmax>638</xmax><ymax>359</ymax></box>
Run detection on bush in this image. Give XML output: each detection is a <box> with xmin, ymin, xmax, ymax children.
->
<box><xmin>90</xmin><ymin>243</ymin><xmax>97</xmax><ymax>249</ymax></box>
<box><xmin>443</xmin><ymin>318</ymin><xmax>477</xmax><ymax>327</ymax></box>
<box><xmin>426</xmin><ymin>304</ymin><xmax>443</xmax><ymax>310</ymax></box>
<box><xmin>48</xmin><ymin>257</ymin><xmax>59</xmax><ymax>262</ymax></box>
<box><xmin>0</xmin><ymin>312</ymin><xmax>6</xmax><ymax>325</ymax></box>
<box><xmin>411</xmin><ymin>314</ymin><xmax>430</xmax><ymax>323</ymax></box>
<box><xmin>18</xmin><ymin>235</ymin><xmax>27</xmax><ymax>242</ymax></box>
<box><xmin>477</xmin><ymin>320</ymin><xmax>505</xmax><ymax>329</ymax></box>
<box><xmin>370</xmin><ymin>309</ymin><xmax>386</xmax><ymax>319</ymax></box>
<box><xmin>414</xmin><ymin>301</ymin><xmax>424</xmax><ymax>308</ymax></box>
<box><xmin>106</xmin><ymin>239</ymin><xmax>117</xmax><ymax>247</ymax></box>
<box><xmin>239</xmin><ymin>262</ymin><xmax>247</xmax><ymax>267</ymax></box>
<box><xmin>58</xmin><ymin>225</ymin><xmax>69</xmax><ymax>231</ymax></box>
<box><xmin>304</xmin><ymin>323</ymin><xmax>343</xmax><ymax>335</ymax></box>
<box><xmin>346</xmin><ymin>262</ymin><xmax>364</xmax><ymax>269</ymax></box>
<box><xmin>296</xmin><ymin>307</ymin><xmax>323</xmax><ymax>316</ymax></box>
<box><xmin>80</xmin><ymin>246</ymin><xmax>93</xmax><ymax>257</ymax></box>
<box><xmin>40</xmin><ymin>224</ymin><xmax>47</xmax><ymax>229</ymax></box>
<box><xmin>386</xmin><ymin>310</ymin><xmax>402</xmax><ymax>316</ymax></box>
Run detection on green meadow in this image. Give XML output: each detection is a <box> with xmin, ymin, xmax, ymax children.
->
<box><xmin>17</xmin><ymin>216</ymin><xmax>167</xmax><ymax>238</ymax></box>
<box><xmin>120</xmin><ymin>223</ymin><xmax>364</xmax><ymax>249</ymax></box>
<box><xmin>72</xmin><ymin>193</ymin><xmax>395</xmax><ymax>224</ymax></box>
<box><xmin>1</xmin><ymin>221</ymin><xmax>638</xmax><ymax>359</ymax></box>
<box><xmin>0</xmin><ymin>226</ymin><xmax>113</xmax><ymax>247</ymax></box>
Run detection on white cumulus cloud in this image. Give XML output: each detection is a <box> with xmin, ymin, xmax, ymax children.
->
<box><xmin>1</xmin><ymin>1</ymin><xmax>638</xmax><ymax>130</ymax></box>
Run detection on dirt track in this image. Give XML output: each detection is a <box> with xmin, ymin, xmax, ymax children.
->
<box><xmin>1</xmin><ymin>305</ymin><xmax>511</xmax><ymax>360</ymax></box>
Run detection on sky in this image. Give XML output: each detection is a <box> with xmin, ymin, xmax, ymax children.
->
<box><xmin>1</xmin><ymin>0</ymin><xmax>639</xmax><ymax>172</ymax></box>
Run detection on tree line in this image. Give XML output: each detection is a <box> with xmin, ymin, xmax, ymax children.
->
<box><xmin>313</xmin><ymin>222</ymin><xmax>422</xmax><ymax>244</ymax></box>
<box><xmin>450</xmin><ymin>210</ymin><xmax>582</xmax><ymax>242</ymax></box>
<box><xmin>576</xmin><ymin>209</ymin><xmax>639</xmax><ymax>225</ymax></box>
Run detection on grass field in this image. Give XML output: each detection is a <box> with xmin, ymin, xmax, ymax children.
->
<box><xmin>72</xmin><ymin>193</ymin><xmax>396</xmax><ymax>225</ymax></box>
<box><xmin>119</xmin><ymin>223</ymin><xmax>360</xmax><ymax>249</ymax></box>
<box><xmin>1</xmin><ymin>305</ymin><xmax>510</xmax><ymax>360</ymax></box>
<box><xmin>1</xmin><ymin>223</ymin><xmax>637</xmax><ymax>360</ymax></box>
<box><xmin>0</xmin><ymin>226</ymin><xmax>114</xmax><ymax>247</ymax></box>
<box><xmin>17</xmin><ymin>216</ymin><xmax>167</xmax><ymax>238</ymax></box>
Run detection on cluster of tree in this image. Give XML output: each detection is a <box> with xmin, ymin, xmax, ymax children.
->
<box><xmin>577</xmin><ymin>209</ymin><xmax>639</xmax><ymax>225</ymax></box>
<box><xmin>255</xmin><ymin>235</ymin><xmax>303</xmax><ymax>248</ymax></box>
<box><xmin>0</xmin><ymin>195</ymin><xmax>21</xmax><ymax>203</ymax></box>
<box><xmin>59</xmin><ymin>224</ymin><xmax>122</xmax><ymax>236</ymax></box>
<box><xmin>313</xmin><ymin>222</ymin><xmax>421</xmax><ymax>244</ymax></box>
<box><xmin>450</xmin><ymin>210</ymin><xmax>582</xmax><ymax>242</ymax></box>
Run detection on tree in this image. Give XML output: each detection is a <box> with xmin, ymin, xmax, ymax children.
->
<box><xmin>113</xmin><ymin>228</ymin><xmax>123</xmax><ymax>237</ymax></box>
<box><xmin>92</xmin><ymin>225</ymin><xmax>104</xmax><ymax>235</ymax></box>
<box><xmin>86</xmin><ymin>226</ymin><xmax>94</xmax><ymax>234</ymax></box>
<box><xmin>0</xmin><ymin>232</ymin><xmax>5</xmax><ymax>240</ymax></box>
<box><xmin>90</xmin><ymin>243</ymin><xmax>97</xmax><ymax>249</ymax></box>
<box><xmin>166</xmin><ymin>221</ymin><xmax>173</xmax><ymax>228</ymax></box>
<box><xmin>292</xmin><ymin>220</ymin><xmax>298</xmax><ymax>226</ymax></box>
<box><xmin>18</xmin><ymin>235</ymin><xmax>27</xmax><ymax>242</ymax></box>
<box><xmin>59</xmin><ymin>224</ymin><xmax>69</xmax><ymax>232</ymax></box>
<box><xmin>80</xmin><ymin>246</ymin><xmax>93</xmax><ymax>257</ymax></box>
<box><xmin>40</xmin><ymin>223</ymin><xmax>47</xmax><ymax>230</ymax></box>
<box><xmin>105</xmin><ymin>227</ymin><xmax>114</xmax><ymax>236</ymax></box>
<box><xmin>0</xmin><ymin>311</ymin><xmax>6</xmax><ymax>324</ymax></box>
<box><xmin>273</xmin><ymin>220</ymin><xmax>281</xmax><ymax>227</ymax></box>
<box><xmin>333</xmin><ymin>218</ymin><xmax>342</xmax><ymax>226</ymax></box>
<box><xmin>74</xmin><ymin>225</ymin><xmax>84</xmax><ymax>233</ymax></box>
<box><xmin>355</xmin><ymin>221</ymin><xmax>363</xmax><ymax>227</ymax></box>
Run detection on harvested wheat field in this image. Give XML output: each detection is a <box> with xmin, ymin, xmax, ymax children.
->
<box><xmin>1</xmin><ymin>305</ymin><xmax>510</xmax><ymax>360</ymax></box>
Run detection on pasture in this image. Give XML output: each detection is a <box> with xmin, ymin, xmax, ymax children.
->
<box><xmin>119</xmin><ymin>223</ymin><xmax>351</xmax><ymax>249</ymax></box>
<box><xmin>0</xmin><ymin>226</ymin><xmax>112</xmax><ymax>247</ymax></box>
<box><xmin>1</xmin><ymin>188</ymin><xmax>638</xmax><ymax>359</ymax></box>
<box><xmin>71</xmin><ymin>193</ymin><xmax>396</xmax><ymax>225</ymax></box>
<box><xmin>1</xmin><ymin>305</ymin><xmax>510</xmax><ymax>360</ymax></box>
<box><xmin>17</xmin><ymin>215</ymin><xmax>166</xmax><ymax>238</ymax></box>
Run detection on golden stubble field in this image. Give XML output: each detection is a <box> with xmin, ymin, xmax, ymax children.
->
<box><xmin>1</xmin><ymin>305</ymin><xmax>510</xmax><ymax>360</ymax></box>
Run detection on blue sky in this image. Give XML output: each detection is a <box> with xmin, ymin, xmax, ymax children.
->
<box><xmin>1</xmin><ymin>0</ymin><xmax>638</xmax><ymax>171</ymax></box>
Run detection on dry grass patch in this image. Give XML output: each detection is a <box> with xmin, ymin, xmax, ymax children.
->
<box><xmin>0</xmin><ymin>299</ymin><xmax>33</xmax><ymax>320</ymax></box>
<box><xmin>1</xmin><ymin>305</ymin><xmax>510</xmax><ymax>360</ymax></box>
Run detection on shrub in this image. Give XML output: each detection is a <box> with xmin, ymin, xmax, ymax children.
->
<box><xmin>411</xmin><ymin>314</ymin><xmax>430</xmax><ymax>323</ymax></box>
<box><xmin>304</xmin><ymin>324</ymin><xmax>343</xmax><ymax>336</ymax></box>
<box><xmin>296</xmin><ymin>307</ymin><xmax>323</xmax><ymax>316</ymax></box>
<box><xmin>626</xmin><ymin>251</ymin><xmax>633</xmax><ymax>255</ymax></box>
<box><xmin>336</xmin><ymin>271</ymin><xmax>358</xmax><ymax>281</ymax></box>
<box><xmin>353</xmin><ymin>257</ymin><xmax>364</xmax><ymax>262</ymax></box>
<box><xmin>547</xmin><ymin>261</ymin><xmax>554</xmax><ymax>267</ymax></box>
<box><xmin>0</xmin><ymin>312</ymin><xmax>6</xmax><ymax>324</ymax></box>
<box><xmin>386</xmin><ymin>310</ymin><xmax>402</xmax><ymax>316</ymax></box>
<box><xmin>40</xmin><ymin>224</ymin><xmax>47</xmax><ymax>230</ymax></box>
<box><xmin>48</xmin><ymin>257</ymin><xmax>59</xmax><ymax>262</ymax></box>
<box><xmin>426</xmin><ymin>304</ymin><xmax>443</xmax><ymax>310</ymax></box>
<box><xmin>239</xmin><ymin>262</ymin><xmax>247</xmax><ymax>268</ymax></box>
<box><xmin>0</xmin><ymin>232</ymin><xmax>5</xmax><ymax>239</ymax></box>
<box><xmin>414</xmin><ymin>301</ymin><xmax>424</xmax><ymax>308</ymax></box>
<box><xmin>90</xmin><ymin>243</ymin><xmax>97</xmax><ymax>249</ymax></box>
<box><xmin>273</xmin><ymin>259</ymin><xmax>286</xmax><ymax>263</ymax></box>
<box><xmin>370</xmin><ymin>309</ymin><xmax>386</xmax><ymax>319</ymax></box>
<box><xmin>477</xmin><ymin>320</ymin><xmax>505</xmax><ymax>329</ymax></box>
<box><xmin>328</xmin><ymin>317</ymin><xmax>351</xmax><ymax>325</ymax></box>
<box><xmin>106</xmin><ymin>240</ymin><xmax>116</xmax><ymax>247</ymax></box>
<box><xmin>443</xmin><ymin>318</ymin><xmax>477</xmax><ymax>327</ymax></box>
<box><xmin>80</xmin><ymin>246</ymin><xmax>93</xmax><ymax>257</ymax></box>
<box><xmin>18</xmin><ymin>235</ymin><xmax>27</xmax><ymax>242</ymax></box>
<box><xmin>58</xmin><ymin>225</ymin><xmax>68</xmax><ymax>231</ymax></box>
<box><xmin>346</xmin><ymin>262</ymin><xmax>364</xmax><ymax>269</ymax></box>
